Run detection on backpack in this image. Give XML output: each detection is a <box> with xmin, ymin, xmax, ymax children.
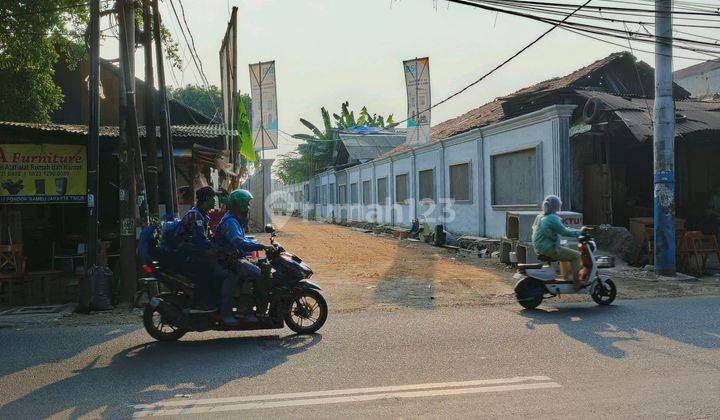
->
<box><xmin>138</xmin><ymin>224</ymin><xmax>161</xmax><ymax>263</ymax></box>
<box><xmin>159</xmin><ymin>219</ymin><xmax>181</xmax><ymax>252</ymax></box>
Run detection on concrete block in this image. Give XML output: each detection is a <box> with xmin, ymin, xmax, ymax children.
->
<box><xmin>515</xmin><ymin>242</ymin><xmax>538</xmax><ymax>264</ymax></box>
<box><xmin>500</xmin><ymin>237</ymin><xmax>517</xmax><ymax>264</ymax></box>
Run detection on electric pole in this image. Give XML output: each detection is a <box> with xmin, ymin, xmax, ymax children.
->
<box><xmin>653</xmin><ymin>0</ymin><xmax>676</xmax><ymax>276</ymax></box>
<box><xmin>117</xmin><ymin>0</ymin><xmax>140</xmax><ymax>304</ymax></box>
<box><xmin>151</xmin><ymin>0</ymin><xmax>177</xmax><ymax>216</ymax></box>
<box><xmin>80</xmin><ymin>0</ymin><xmax>101</xmax><ymax>312</ymax></box>
<box><xmin>142</xmin><ymin>0</ymin><xmax>159</xmax><ymax>218</ymax></box>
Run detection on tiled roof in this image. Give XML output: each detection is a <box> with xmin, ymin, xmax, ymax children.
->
<box><xmin>673</xmin><ymin>59</ymin><xmax>720</xmax><ymax>80</ymax></box>
<box><xmin>0</xmin><ymin>121</ymin><xmax>231</xmax><ymax>138</ymax></box>
<box><xmin>430</xmin><ymin>52</ymin><xmax>631</xmax><ymax>141</ymax></box>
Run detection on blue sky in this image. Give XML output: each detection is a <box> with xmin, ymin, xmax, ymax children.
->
<box><xmin>100</xmin><ymin>0</ymin><xmax>715</xmax><ymax>158</ymax></box>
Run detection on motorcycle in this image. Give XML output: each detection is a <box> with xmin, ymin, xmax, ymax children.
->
<box><xmin>140</xmin><ymin>224</ymin><xmax>328</xmax><ymax>341</ymax></box>
<box><xmin>512</xmin><ymin>228</ymin><xmax>617</xmax><ymax>310</ymax></box>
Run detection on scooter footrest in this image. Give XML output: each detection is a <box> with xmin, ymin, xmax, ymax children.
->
<box><xmin>517</xmin><ymin>263</ymin><xmax>543</xmax><ymax>269</ymax></box>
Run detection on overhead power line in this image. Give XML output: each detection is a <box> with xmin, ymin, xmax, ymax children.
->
<box><xmin>166</xmin><ymin>0</ymin><xmax>220</xmax><ymax>118</ymax></box>
<box><xmin>454</xmin><ymin>1</ymin><xmax>720</xmax><ymax>58</ymax></box>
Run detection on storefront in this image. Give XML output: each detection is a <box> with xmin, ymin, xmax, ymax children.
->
<box><xmin>0</xmin><ymin>122</ymin><xmax>233</xmax><ymax>305</ymax></box>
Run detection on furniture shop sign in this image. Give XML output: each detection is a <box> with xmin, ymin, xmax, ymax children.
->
<box><xmin>0</xmin><ymin>144</ymin><xmax>86</xmax><ymax>203</ymax></box>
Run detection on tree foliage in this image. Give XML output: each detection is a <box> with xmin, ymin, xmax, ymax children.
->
<box><xmin>168</xmin><ymin>84</ymin><xmax>250</xmax><ymax>123</ymax></box>
<box><xmin>275</xmin><ymin>102</ymin><xmax>395</xmax><ymax>184</ymax></box>
<box><xmin>0</xmin><ymin>1</ymin><xmax>89</xmax><ymax>122</ymax></box>
<box><xmin>0</xmin><ymin>2</ymin><xmax>183</xmax><ymax>123</ymax></box>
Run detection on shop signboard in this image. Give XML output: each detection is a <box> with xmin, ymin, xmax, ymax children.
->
<box><xmin>0</xmin><ymin>144</ymin><xmax>87</xmax><ymax>203</ymax></box>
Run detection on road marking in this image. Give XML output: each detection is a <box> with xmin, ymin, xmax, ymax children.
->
<box><xmin>133</xmin><ymin>376</ymin><xmax>560</xmax><ymax>417</ymax></box>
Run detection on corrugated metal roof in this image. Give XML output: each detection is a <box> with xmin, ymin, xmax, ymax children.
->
<box><xmin>576</xmin><ymin>91</ymin><xmax>720</xmax><ymax>141</ymax></box>
<box><xmin>337</xmin><ymin>133</ymin><xmax>405</xmax><ymax>162</ymax></box>
<box><xmin>0</xmin><ymin>121</ymin><xmax>231</xmax><ymax>138</ymax></box>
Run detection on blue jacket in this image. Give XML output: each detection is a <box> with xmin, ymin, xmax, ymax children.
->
<box><xmin>175</xmin><ymin>207</ymin><xmax>214</xmax><ymax>251</ymax></box>
<box><xmin>215</xmin><ymin>212</ymin><xmax>264</xmax><ymax>257</ymax></box>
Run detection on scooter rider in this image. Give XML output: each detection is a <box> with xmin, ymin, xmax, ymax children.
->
<box><xmin>214</xmin><ymin>189</ymin><xmax>271</xmax><ymax>321</ymax></box>
<box><xmin>532</xmin><ymin>195</ymin><xmax>588</xmax><ymax>291</ymax></box>
<box><xmin>175</xmin><ymin>186</ymin><xmax>239</xmax><ymax>326</ymax></box>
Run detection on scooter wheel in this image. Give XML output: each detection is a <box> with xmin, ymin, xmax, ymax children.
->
<box><xmin>592</xmin><ymin>279</ymin><xmax>617</xmax><ymax>305</ymax></box>
<box><xmin>518</xmin><ymin>293</ymin><xmax>543</xmax><ymax>310</ymax></box>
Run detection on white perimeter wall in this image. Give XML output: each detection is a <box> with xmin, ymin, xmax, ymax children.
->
<box><xmin>273</xmin><ymin>104</ymin><xmax>576</xmax><ymax>238</ymax></box>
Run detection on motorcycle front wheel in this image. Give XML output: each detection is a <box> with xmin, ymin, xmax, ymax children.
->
<box><xmin>284</xmin><ymin>289</ymin><xmax>328</xmax><ymax>334</ymax></box>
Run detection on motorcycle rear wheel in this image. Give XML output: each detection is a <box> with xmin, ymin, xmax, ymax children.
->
<box><xmin>143</xmin><ymin>304</ymin><xmax>187</xmax><ymax>341</ymax></box>
<box><xmin>284</xmin><ymin>290</ymin><xmax>328</xmax><ymax>334</ymax></box>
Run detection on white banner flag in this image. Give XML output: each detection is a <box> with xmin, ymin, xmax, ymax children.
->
<box><xmin>249</xmin><ymin>61</ymin><xmax>279</xmax><ymax>151</ymax></box>
<box><xmin>404</xmin><ymin>57</ymin><xmax>431</xmax><ymax>145</ymax></box>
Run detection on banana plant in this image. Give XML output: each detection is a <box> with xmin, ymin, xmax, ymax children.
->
<box><xmin>278</xmin><ymin>102</ymin><xmax>396</xmax><ymax>183</ymax></box>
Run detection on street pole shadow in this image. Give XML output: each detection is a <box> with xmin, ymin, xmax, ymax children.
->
<box><xmin>0</xmin><ymin>332</ymin><xmax>322</xmax><ymax>419</ymax></box>
<box><xmin>518</xmin><ymin>301</ymin><xmax>720</xmax><ymax>359</ymax></box>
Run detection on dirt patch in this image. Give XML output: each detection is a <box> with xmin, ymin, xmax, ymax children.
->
<box><xmin>270</xmin><ymin>218</ymin><xmax>720</xmax><ymax>311</ymax></box>
<box><xmin>270</xmin><ymin>218</ymin><xmax>514</xmax><ymax>312</ymax></box>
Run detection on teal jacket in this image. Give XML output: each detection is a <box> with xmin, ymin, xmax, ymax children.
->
<box><xmin>532</xmin><ymin>214</ymin><xmax>581</xmax><ymax>254</ymax></box>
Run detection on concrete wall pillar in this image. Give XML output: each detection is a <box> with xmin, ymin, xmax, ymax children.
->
<box><xmin>551</xmin><ymin>111</ymin><xmax>573</xmax><ymax>209</ymax></box>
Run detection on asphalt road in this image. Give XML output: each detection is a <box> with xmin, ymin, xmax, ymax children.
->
<box><xmin>1</xmin><ymin>296</ymin><xmax>718</xmax><ymax>419</ymax></box>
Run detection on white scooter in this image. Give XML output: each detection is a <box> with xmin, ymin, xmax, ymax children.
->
<box><xmin>513</xmin><ymin>228</ymin><xmax>617</xmax><ymax>309</ymax></box>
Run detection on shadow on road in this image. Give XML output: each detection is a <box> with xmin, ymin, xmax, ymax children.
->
<box><xmin>0</xmin><ymin>325</ymin><xmax>131</xmax><ymax>378</ymax></box>
<box><xmin>0</xmin><ymin>332</ymin><xmax>322</xmax><ymax>418</ymax></box>
<box><xmin>519</xmin><ymin>299</ymin><xmax>720</xmax><ymax>359</ymax></box>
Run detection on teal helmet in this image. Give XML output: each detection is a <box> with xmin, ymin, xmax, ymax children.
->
<box><xmin>229</xmin><ymin>189</ymin><xmax>253</xmax><ymax>213</ymax></box>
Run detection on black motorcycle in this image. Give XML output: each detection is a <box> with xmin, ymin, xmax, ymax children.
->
<box><xmin>140</xmin><ymin>224</ymin><xmax>327</xmax><ymax>341</ymax></box>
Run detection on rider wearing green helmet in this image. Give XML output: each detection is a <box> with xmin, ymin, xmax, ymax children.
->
<box><xmin>228</xmin><ymin>188</ymin><xmax>253</xmax><ymax>215</ymax></box>
<box><xmin>214</xmin><ymin>189</ymin><xmax>271</xmax><ymax>322</ymax></box>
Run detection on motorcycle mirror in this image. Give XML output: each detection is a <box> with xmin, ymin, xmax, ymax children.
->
<box><xmin>264</xmin><ymin>224</ymin><xmax>276</xmax><ymax>234</ymax></box>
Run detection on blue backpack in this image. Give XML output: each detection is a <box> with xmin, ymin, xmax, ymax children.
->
<box><xmin>138</xmin><ymin>224</ymin><xmax>160</xmax><ymax>263</ymax></box>
<box><xmin>159</xmin><ymin>219</ymin><xmax>182</xmax><ymax>252</ymax></box>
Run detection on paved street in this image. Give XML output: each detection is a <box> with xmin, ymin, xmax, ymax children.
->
<box><xmin>1</xmin><ymin>296</ymin><xmax>718</xmax><ymax>419</ymax></box>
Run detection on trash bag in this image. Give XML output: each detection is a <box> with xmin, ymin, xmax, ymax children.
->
<box><xmin>434</xmin><ymin>224</ymin><xmax>447</xmax><ymax>246</ymax></box>
<box><xmin>87</xmin><ymin>265</ymin><xmax>114</xmax><ymax>311</ymax></box>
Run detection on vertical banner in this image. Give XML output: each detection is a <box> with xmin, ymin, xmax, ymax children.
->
<box><xmin>219</xmin><ymin>7</ymin><xmax>238</xmax><ymax>162</ymax></box>
<box><xmin>403</xmin><ymin>57</ymin><xmax>431</xmax><ymax>145</ymax></box>
<box><xmin>249</xmin><ymin>61</ymin><xmax>279</xmax><ymax>151</ymax></box>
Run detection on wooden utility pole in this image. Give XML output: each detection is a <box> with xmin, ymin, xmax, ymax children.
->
<box><xmin>80</xmin><ymin>0</ymin><xmax>101</xmax><ymax>312</ymax></box>
<box><xmin>151</xmin><ymin>0</ymin><xmax>177</xmax><ymax>216</ymax></box>
<box><xmin>142</xmin><ymin>0</ymin><xmax>160</xmax><ymax>218</ymax></box>
<box><xmin>117</xmin><ymin>0</ymin><xmax>140</xmax><ymax>304</ymax></box>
